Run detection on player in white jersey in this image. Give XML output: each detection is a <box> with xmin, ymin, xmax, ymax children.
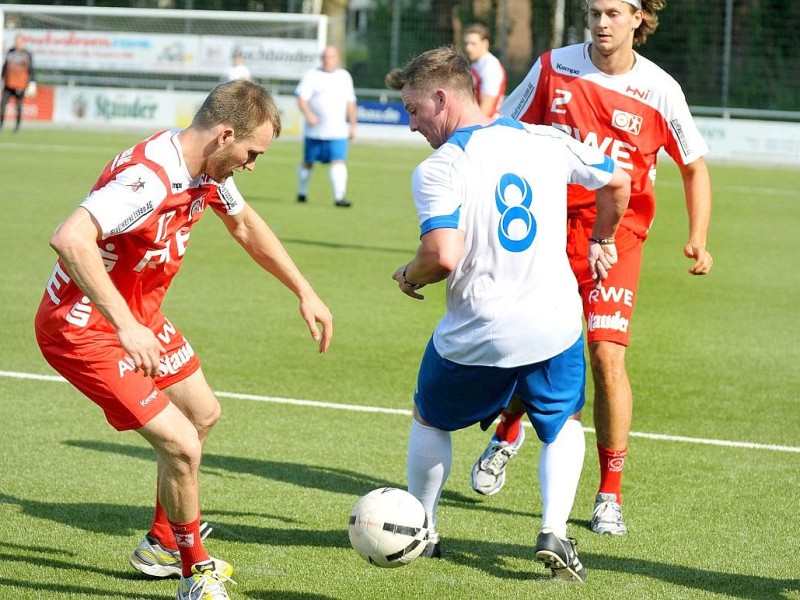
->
<box><xmin>471</xmin><ymin>0</ymin><xmax>714</xmax><ymax>537</ymax></box>
<box><xmin>385</xmin><ymin>46</ymin><xmax>630</xmax><ymax>582</ymax></box>
<box><xmin>295</xmin><ymin>45</ymin><xmax>357</xmax><ymax>207</ymax></box>
<box><xmin>35</xmin><ymin>80</ymin><xmax>333</xmax><ymax>600</ymax></box>
<box><xmin>463</xmin><ymin>23</ymin><xmax>507</xmax><ymax>117</ymax></box>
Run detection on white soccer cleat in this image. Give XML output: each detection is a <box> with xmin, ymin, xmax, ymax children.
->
<box><xmin>177</xmin><ymin>559</ymin><xmax>235</xmax><ymax>600</ymax></box>
<box><xmin>130</xmin><ymin>522</ymin><xmax>221</xmax><ymax>578</ymax></box>
<box><xmin>470</xmin><ymin>427</ymin><xmax>526</xmax><ymax>496</ymax></box>
<box><xmin>590</xmin><ymin>492</ymin><xmax>628</xmax><ymax>535</ymax></box>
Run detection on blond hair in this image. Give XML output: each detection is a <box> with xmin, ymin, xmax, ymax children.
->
<box><xmin>192</xmin><ymin>80</ymin><xmax>282</xmax><ymax>139</ymax></box>
<box><xmin>385</xmin><ymin>46</ymin><xmax>474</xmax><ymax>98</ymax></box>
<box><xmin>634</xmin><ymin>0</ymin><xmax>666</xmax><ymax>47</ymax></box>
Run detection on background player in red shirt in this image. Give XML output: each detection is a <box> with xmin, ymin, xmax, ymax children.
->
<box><xmin>1</xmin><ymin>34</ymin><xmax>35</xmax><ymax>133</ymax></box>
<box><xmin>470</xmin><ymin>0</ymin><xmax>713</xmax><ymax>536</ymax></box>
<box><xmin>35</xmin><ymin>80</ymin><xmax>333</xmax><ymax>600</ymax></box>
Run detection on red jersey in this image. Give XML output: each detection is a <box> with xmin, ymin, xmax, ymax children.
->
<box><xmin>501</xmin><ymin>43</ymin><xmax>708</xmax><ymax>238</ymax></box>
<box><xmin>35</xmin><ymin>129</ymin><xmax>245</xmax><ymax>341</ymax></box>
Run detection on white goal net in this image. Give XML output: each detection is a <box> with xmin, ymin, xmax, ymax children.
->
<box><xmin>0</xmin><ymin>5</ymin><xmax>327</xmax><ymax>92</ymax></box>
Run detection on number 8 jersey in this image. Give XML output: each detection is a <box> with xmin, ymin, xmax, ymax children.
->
<box><xmin>412</xmin><ymin>118</ymin><xmax>616</xmax><ymax>368</ymax></box>
<box><xmin>35</xmin><ymin>129</ymin><xmax>245</xmax><ymax>340</ymax></box>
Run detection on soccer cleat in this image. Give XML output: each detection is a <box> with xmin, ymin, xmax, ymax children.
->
<box><xmin>534</xmin><ymin>529</ymin><xmax>587</xmax><ymax>582</ymax></box>
<box><xmin>130</xmin><ymin>522</ymin><xmax>223</xmax><ymax>578</ymax></box>
<box><xmin>420</xmin><ymin>529</ymin><xmax>441</xmax><ymax>559</ymax></box>
<box><xmin>334</xmin><ymin>198</ymin><xmax>352</xmax><ymax>207</ymax></box>
<box><xmin>590</xmin><ymin>492</ymin><xmax>628</xmax><ymax>535</ymax></box>
<box><xmin>297</xmin><ymin>194</ymin><xmax>307</xmax><ymax>203</ymax></box>
<box><xmin>177</xmin><ymin>559</ymin><xmax>235</xmax><ymax>600</ymax></box>
<box><xmin>470</xmin><ymin>427</ymin><xmax>526</xmax><ymax>496</ymax></box>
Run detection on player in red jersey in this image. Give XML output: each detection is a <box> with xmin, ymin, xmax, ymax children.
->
<box><xmin>470</xmin><ymin>0</ymin><xmax>713</xmax><ymax>536</ymax></box>
<box><xmin>463</xmin><ymin>23</ymin><xmax>507</xmax><ymax>117</ymax></box>
<box><xmin>35</xmin><ymin>80</ymin><xmax>332</xmax><ymax>600</ymax></box>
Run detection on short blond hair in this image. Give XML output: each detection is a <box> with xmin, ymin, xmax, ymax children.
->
<box><xmin>192</xmin><ymin>80</ymin><xmax>282</xmax><ymax>139</ymax></box>
<box><xmin>385</xmin><ymin>46</ymin><xmax>474</xmax><ymax>98</ymax></box>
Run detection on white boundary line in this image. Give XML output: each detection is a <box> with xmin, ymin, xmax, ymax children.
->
<box><xmin>3</xmin><ymin>369</ymin><xmax>799</xmax><ymax>454</ymax></box>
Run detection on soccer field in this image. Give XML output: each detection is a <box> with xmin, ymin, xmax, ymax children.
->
<box><xmin>1</xmin><ymin>129</ymin><xmax>798</xmax><ymax>599</ymax></box>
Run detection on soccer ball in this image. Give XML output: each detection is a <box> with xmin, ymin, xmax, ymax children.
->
<box><xmin>348</xmin><ymin>487</ymin><xmax>430</xmax><ymax>568</ymax></box>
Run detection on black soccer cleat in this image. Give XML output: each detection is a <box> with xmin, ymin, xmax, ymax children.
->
<box><xmin>534</xmin><ymin>530</ymin><xmax>587</xmax><ymax>582</ymax></box>
<box><xmin>420</xmin><ymin>530</ymin><xmax>441</xmax><ymax>559</ymax></box>
<box><xmin>297</xmin><ymin>194</ymin><xmax>307</xmax><ymax>203</ymax></box>
<box><xmin>334</xmin><ymin>198</ymin><xmax>352</xmax><ymax>207</ymax></box>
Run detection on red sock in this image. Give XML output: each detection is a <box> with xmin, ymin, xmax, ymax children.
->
<box><xmin>495</xmin><ymin>410</ymin><xmax>525</xmax><ymax>444</ymax></box>
<box><xmin>149</xmin><ymin>495</ymin><xmax>177</xmax><ymax>550</ymax></box>
<box><xmin>597</xmin><ymin>444</ymin><xmax>627</xmax><ymax>503</ymax></box>
<box><xmin>170</xmin><ymin>517</ymin><xmax>210</xmax><ymax>577</ymax></box>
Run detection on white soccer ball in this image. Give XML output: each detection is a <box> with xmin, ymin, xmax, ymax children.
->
<box><xmin>348</xmin><ymin>487</ymin><xmax>430</xmax><ymax>568</ymax></box>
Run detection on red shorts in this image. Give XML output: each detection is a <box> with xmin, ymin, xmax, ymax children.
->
<box><xmin>567</xmin><ymin>219</ymin><xmax>643</xmax><ymax>346</ymax></box>
<box><xmin>35</xmin><ymin>316</ymin><xmax>201</xmax><ymax>431</ymax></box>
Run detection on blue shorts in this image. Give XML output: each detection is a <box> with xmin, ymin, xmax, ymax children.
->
<box><xmin>303</xmin><ymin>137</ymin><xmax>348</xmax><ymax>164</ymax></box>
<box><xmin>414</xmin><ymin>335</ymin><xmax>586</xmax><ymax>443</ymax></box>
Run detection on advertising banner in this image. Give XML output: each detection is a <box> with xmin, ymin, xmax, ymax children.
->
<box><xmin>53</xmin><ymin>86</ymin><xmax>176</xmax><ymax>127</ymax></box>
<box><xmin>2</xmin><ymin>85</ymin><xmax>54</xmax><ymax>122</ymax></box>
<box><xmin>18</xmin><ymin>29</ymin><xmax>320</xmax><ymax>81</ymax></box>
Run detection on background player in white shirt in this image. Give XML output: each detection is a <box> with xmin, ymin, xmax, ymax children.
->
<box><xmin>222</xmin><ymin>51</ymin><xmax>252</xmax><ymax>82</ymax></box>
<box><xmin>471</xmin><ymin>0</ymin><xmax>714</xmax><ymax>537</ymax></box>
<box><xmin>295</xmin><ymin>45</ymin><xmax>357</xmax><ymax>207</ymax></box>
<box><xmin>385</xmin><ymin>46</ymin><xmax>630</xmax><ymax>582</ymax></box>
<box><xmin>462</xmin><ymin>23</ymin><xmax>507</xmax><ymax>117</ymax></box>
<box><xmin>35</xmin><ymin>80</ymin><xmax>333</xmax><ymax>600</ymax></box>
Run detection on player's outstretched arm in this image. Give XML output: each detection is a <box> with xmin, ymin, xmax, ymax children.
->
<box><xmin>678</xmin><ymin>157</ymin><xmax>714</xmax><ymax>275</ymax></box>
<box><xmin>219</xmin><ymin>204</ymin><xmax>332</xmax><ymax>353</ymax></box>
<box><xmin>49</xmin><ymin>207</ymin><xmax>164</xmax><ymax>375</ymax></box>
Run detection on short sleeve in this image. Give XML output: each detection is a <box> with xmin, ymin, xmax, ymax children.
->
<box><xmin>81</xmin><ymin>163</ymin><xmax>167</xmax><ymax>238</ymax></box>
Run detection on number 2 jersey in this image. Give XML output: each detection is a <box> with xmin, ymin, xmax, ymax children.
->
<box><xmin>35</xmin><ymin>129</ymin><xmax>245</xmax><ymax>342</ymax></box>
<box><xmin>501</xmin><ymin>42</ymin><xmax>708</xmax><ymax>238</ymax></box>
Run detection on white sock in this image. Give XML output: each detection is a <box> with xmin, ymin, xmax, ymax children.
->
<box><xmin>539</xmin><ymin>419</ymin><xmax>585</xmax><ymax>539</ymax></box>
<box><xmin>407</xmin><ymin>418</ymin><xmax>451</xmax><ymax>530</ymax></box>
<box><xmin>297</xmin><ymin>165</ymin><xmax>311</xmax><ymax>196</ymax></box>
<box><xmin>329</xmin><ymin>162</ymin><xmax>348</xmax><ymax>201</ymax></box>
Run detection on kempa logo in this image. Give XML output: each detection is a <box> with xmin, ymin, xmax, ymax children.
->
<box><xmin>139</xmin><ymin>389</ymin><xmax>159</xmax><ymax>407</ymax></box>
<box><xmin>555</xmin><ymin>62</ymin><xmax>580</xmax><ymax>75</ymax></box>
<box><xmin>612</xmin><ymin>109</ymin><xmax>643</xmax><ymax>135</ymax></box>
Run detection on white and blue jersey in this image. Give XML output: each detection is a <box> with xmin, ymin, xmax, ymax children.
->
<box><xmin>412</xmin><ymin>118</ymin><xmax>615</xmax><ymax>368</ymax></box>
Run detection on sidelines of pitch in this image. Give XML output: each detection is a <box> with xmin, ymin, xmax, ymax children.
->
<box><xmin>2</xmin><ymin>368</ymin><xmax>798</xmax><ymax>455</ymax></box>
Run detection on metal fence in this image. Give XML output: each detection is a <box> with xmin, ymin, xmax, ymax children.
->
<box><xmin>2</xmin><ymin>0</ymin><xmax>798</xmax><ymax>118</ymax></box>
<box><xmin>347</xmin><ymin>0</ymin><xmax>800</xmax><ymax>119</ymax></box>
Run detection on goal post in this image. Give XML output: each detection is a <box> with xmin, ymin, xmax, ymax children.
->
<box><xmin>0</xmin><ymin>4</ymin><xmax>328</xmax><ymax>92</ymax></box>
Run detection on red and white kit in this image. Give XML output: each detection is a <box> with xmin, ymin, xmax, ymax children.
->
<box><xmin>501</xmin><ymin>42</ymin><xmax>708</xmax><ymax>344</ymax></box>
<box><xmin>35</xmin><ymin>129</ymin><xmax>245</xmax><ymax>429</ymax></box>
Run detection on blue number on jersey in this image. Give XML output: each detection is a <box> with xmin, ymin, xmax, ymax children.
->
<box><xmin>495</xmin><ymin>173</ymin><xmax>536</xmax><ymax>252</ymax></box>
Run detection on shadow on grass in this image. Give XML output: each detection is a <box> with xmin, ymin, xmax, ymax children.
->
<box><xmin>2</xmin><ymin>496</ymin><xmax>795</xmax><ymax>598</ymax></box>
<box><xmin>583</xmin><ymin>552</ymin><xmax>800</xmax><ymax>600</ymax></box>
<box><xmin>245</xmin><ymin>592</ymin><xmax>337</xmax><ymax>600</ymax></box>
<box><xmin>63</xmin><ymin>439</ymin><xmax>537</xmax><ymax>520</ymax></box>
<box><xmin>0</xmin><ymin>578</ymin><xmax>167</xmax><ymax>599</ymax></box>
<box><xmin>0</xmin><ymin>570</ymin><xmax>167</xmax><ymax>600</ymax></box>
